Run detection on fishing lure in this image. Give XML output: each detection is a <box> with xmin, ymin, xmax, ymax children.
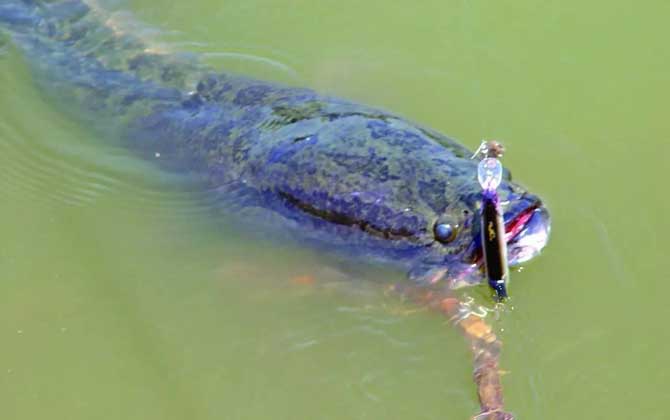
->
<box><xmin>473</xmin><ymin>141</ymin><xmax>509</xmax><ymax>300</ymax></box>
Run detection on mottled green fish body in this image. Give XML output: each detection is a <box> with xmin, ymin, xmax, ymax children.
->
<box><xmin>0</xmin><ymin>0</ymin><xmax>550</xmax><ymax>286</ymax></box>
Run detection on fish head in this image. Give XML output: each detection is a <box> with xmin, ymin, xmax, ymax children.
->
<box><xmin>259</xmin><ymin>104</ymin><xmax>550</xmax><ymax>291</ymax></box>
<box><xmin>410</xmin><ymin>175</ymin><xmax>551</xmax><ymax>290</ymax></box>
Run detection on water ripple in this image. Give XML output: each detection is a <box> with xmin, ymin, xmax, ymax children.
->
<box><xmin>0</xmin><ymin>116</ymin><xmax>225</xmax><ymax>221</ymax></box>
<box><xmin>202</xmin><ymin>51</ymin><xmax>299</xmax><ymax>81</ymax></box>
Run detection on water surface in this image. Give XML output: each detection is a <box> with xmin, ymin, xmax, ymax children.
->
<box><xmin>1</xmin><ymin>0</ymin><xmax>668</xmax><ymax>419</ymax></box>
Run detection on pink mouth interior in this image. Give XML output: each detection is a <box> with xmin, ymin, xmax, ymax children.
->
<box><xmin>504</xmin><ymin>206</ymin><xmax>536</xmax><ymax>242</ymax></box>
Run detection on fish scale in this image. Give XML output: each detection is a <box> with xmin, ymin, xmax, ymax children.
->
<box><xmin>0</xmin><ymin>0</ymin><xmax>548</xmax><ymax>287</ymax></box>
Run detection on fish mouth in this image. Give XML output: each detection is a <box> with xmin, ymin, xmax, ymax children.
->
<box><xmin>503</xmin><ymin>197</ymin><xmax>551</xmax><ymax>266</ymax></box>
<box><xmin>442</xmin><ymin>196</ymin><xmax>550</xmax><ymax>289</ymax></box>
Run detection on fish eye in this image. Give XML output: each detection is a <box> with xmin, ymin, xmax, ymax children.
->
<box><xmin>434</xmin><ymin>223</ymin><xmax>458</xmax><ymax>243</ymax></box>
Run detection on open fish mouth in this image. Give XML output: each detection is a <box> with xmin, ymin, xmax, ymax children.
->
<box><xmin>438</xmin><ymin>197</ymin><xmax>550</xmax><ymax>290</ymax></box>
<box><xmin>504</xmin><ymin>199</ymin><xmax>551</xmax><ymax>266</ymax></box>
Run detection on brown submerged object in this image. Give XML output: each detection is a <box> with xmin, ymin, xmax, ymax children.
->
<box><xmin>396</xmin><ymin>286</ymin><xmax>514</xmax><ymax>420</ymax></box>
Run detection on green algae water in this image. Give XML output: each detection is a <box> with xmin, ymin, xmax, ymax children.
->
<box><xmin>1</xmin><ymin>1</ymin><xmax>669</xmax><ymax>419</ymax></box>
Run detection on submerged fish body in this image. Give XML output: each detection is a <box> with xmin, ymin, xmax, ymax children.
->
<box><xmin>1</xmin><ymin>0</ymin><xmax>550</xmax><ymax>287</ymax></box>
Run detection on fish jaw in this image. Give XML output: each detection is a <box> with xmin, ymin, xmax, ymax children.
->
<box><xmin>506</xmin><ymin>205</ymin><xmax>551</xmax><ymax>266</ymax></box>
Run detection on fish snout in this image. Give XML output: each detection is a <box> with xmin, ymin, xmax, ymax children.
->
<box><xmin>506</xmin><ymin>205</ymin><xmax>550</xmax><ymax>266</ymax></box>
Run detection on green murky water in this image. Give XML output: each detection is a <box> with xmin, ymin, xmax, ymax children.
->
<box><xmin>1</xmin><ymin>1</ymin><xmax>669</xmax><ymax>419</ymax></box>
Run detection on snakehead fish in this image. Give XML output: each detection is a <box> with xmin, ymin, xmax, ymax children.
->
<box><xmin>0</xmin><ymin>0</ymin><xmax>550</xmax><ymax>290</ymax></box>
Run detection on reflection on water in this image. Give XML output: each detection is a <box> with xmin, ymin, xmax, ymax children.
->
<box><xmin>1</xmin><ymin>0</ymin><xmax>669</xmax><ymax>419</ymax></box>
